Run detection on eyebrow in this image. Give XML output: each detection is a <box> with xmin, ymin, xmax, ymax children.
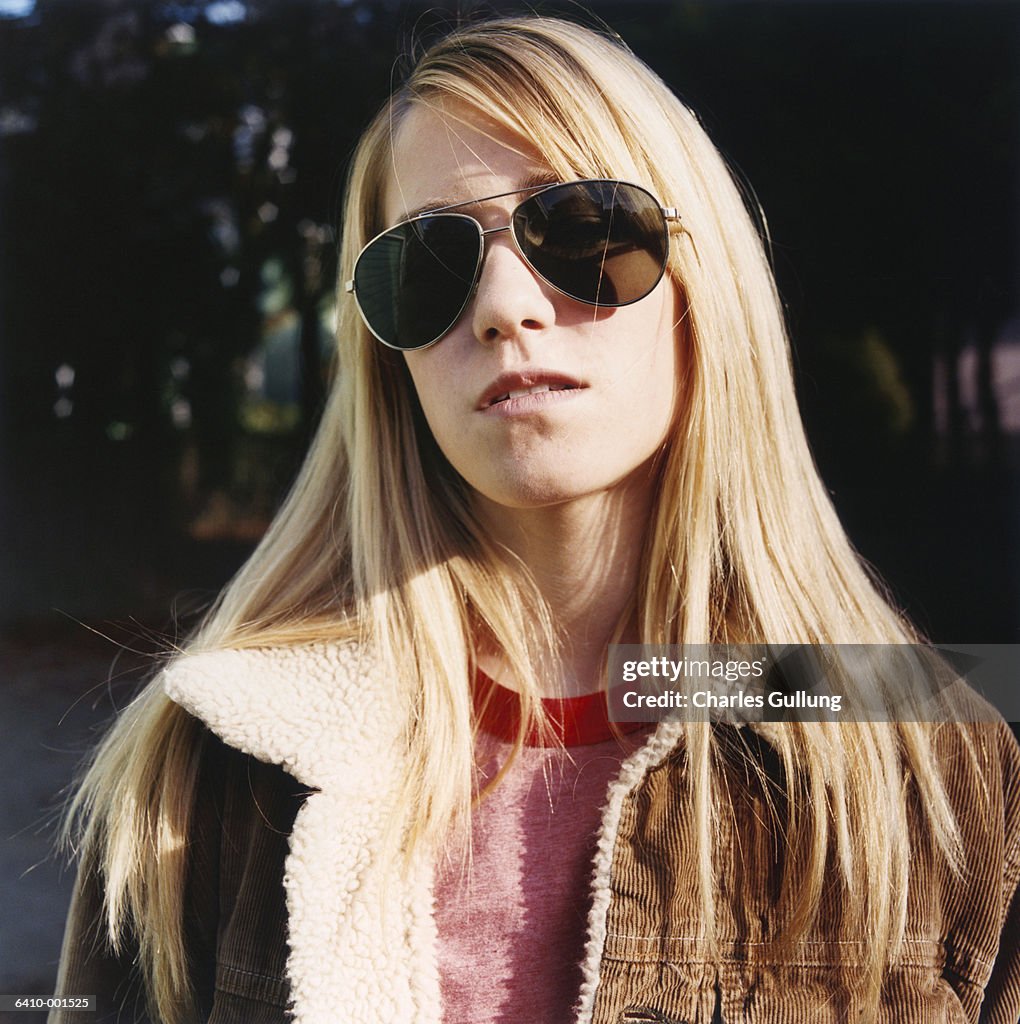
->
<box><xmin>401</xmin><ymin>170</ymin><xmax>560</xmax><ymax>222</ymax></box>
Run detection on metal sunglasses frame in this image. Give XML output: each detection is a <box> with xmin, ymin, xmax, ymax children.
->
<box><xmin>344</xmin><ymin>178</ymin><xmax>682</xmax><ymax>351</ymax></box>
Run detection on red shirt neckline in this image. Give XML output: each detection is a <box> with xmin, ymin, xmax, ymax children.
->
<box><xmin>473</xmin><ymin>669</ymin><xmax>647</xmax><ymax>747</ymax></box>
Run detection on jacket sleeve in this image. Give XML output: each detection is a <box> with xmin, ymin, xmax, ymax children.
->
<box><xmin>49</xmin><ymin>723</ymin><xmax>223</xmax><ymax>1024</ymax></box>
<box><xmin>49</xmin><ymin>846</ymin><xmax>151</xmax><ymax>1024</ymax></box>
<box><xmin>978</xmin><ymin>722</ymin><xmax>1020</xmax><ymax>1024</ymax></box>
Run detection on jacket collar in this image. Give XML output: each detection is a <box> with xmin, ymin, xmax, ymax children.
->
<box><xmin>163</xmin><ymin>642</ymin><xmax>405</xmax><ymax>789</ymax></box>
<box><xmin>163</xmin><ymin>643</ymin><xmax>443</xmax><ymax>1024</ymax></box>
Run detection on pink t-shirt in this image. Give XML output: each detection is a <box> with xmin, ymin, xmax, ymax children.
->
<box><xmin>433</xmin><ymin>678</ymin><xmax>651</xmax><ymax>1023</ymax></box>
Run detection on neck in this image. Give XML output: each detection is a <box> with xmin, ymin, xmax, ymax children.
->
<box><xmin>473</xmin><ymin>468</ymin><xmax>656</xmax><ymax>697</ymax></box>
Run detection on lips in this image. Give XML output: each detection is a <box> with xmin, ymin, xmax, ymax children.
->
<box><xmin>479</xmin><ymin>370</ymin><xmax>584</xmax><ymax>409</ymax></box>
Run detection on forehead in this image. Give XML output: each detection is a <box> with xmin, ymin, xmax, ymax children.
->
<box><xmin>382</xmin><ymin>102</ymin><xmax>551</xmax><ymax>226</ymax></box>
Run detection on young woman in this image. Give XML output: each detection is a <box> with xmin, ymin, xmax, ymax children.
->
<box><xmin>53</xmin><ymin>16</ymin><xmax>1020</xmax><ymax>1024</ymax></box>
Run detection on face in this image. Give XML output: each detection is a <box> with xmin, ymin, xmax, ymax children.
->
<box><xmin>385</xmin><ymin>103</ymin><xmax>682</xmax><ymax>515</ymax></box>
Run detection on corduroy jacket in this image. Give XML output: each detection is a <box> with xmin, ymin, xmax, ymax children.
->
<box><xmin>52</xmin><ymin>644</ymin><xmax>1020</xmax><ymax>1024</ymax></box>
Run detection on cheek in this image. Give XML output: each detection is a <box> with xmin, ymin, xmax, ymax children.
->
<box><xmin>615</xmin><ymin>291</ymin><xmax>682</xmax><ymax>422</ymax></box>
<box><xmin>657</xmin><ymin>288</ymin><xmax>685</xmax><ymax>407</ymax></box>
<box><xmin>404</xmin><ymin>353</ymin><xmax>436</xmax><ymax>406</ymax></box>
<box><xmin>402</xmin><ymin>354</ymin><xmax>459</xmax><ymax>452</ymax></box>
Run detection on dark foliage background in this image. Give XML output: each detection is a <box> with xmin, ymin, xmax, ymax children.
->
<box><xmin>1</xmin><ymin>0</ymin><xmax>1018</xmax><ymax>641</ymax></box>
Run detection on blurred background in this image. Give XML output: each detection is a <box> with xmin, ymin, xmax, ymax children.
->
<box><xmin>1</xmin><ymin>0</ymin><xmax>1018</xmax><ymax>1009</ymax></box>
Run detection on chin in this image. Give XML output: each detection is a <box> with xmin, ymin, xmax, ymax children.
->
<box><xmin>469</xmin><ymin>469</ymin><xmax>623</xmax><ymax>512</ymax></box>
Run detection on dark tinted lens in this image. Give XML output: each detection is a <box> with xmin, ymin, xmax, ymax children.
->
<box><xmin>513</xmin><ymin>181</ymin><xmax>667</xmax><ymax>306</ymax></box>
<box><xmin>353</xmin><ymin>214</ymin><xmax>481</xmax><ymax>350</ymax></box>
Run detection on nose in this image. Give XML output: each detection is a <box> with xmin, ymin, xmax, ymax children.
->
<box><xmin>469</xmin><ymin>228</ymin><xmax>557</xmax><ymax>345</ymax></box>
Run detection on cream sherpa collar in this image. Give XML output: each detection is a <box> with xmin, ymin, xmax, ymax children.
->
<box><xmin>163</xmin><ymin>644</ymin><xmax>442</xmax><ymax>1024</ymax></box>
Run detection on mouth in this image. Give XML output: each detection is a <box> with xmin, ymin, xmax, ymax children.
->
<box><xmin>488</xmin><ymin>382</ymin><xmax>577</xmax><ymax>406</ymax></box>
<box><xmin>479</xmin><ymin>371</ymin><xmax>585</xmax><ymax>410</ymax></box>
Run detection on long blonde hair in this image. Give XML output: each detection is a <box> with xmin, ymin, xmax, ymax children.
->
<box><xmin>63</xmin><ymin>16</ymin><xmax>964</xmax><ymax>1022</ymax></box>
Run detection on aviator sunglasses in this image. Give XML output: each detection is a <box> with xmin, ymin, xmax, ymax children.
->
<box><xmin>345</xmin><ymin>178</ymin><xmax>681</xmax><ymax>351</ymax></box>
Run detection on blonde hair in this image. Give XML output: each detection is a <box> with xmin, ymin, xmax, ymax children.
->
<box><xmin>63</xmin><ymin>16</ymin><xmax>965</xmax><ymax>1022</ymax></box>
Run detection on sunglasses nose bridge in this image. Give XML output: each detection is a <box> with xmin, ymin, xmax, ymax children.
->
<box><xmin>473</xmin><ymin>217</ymin><xmax>558</xmax><ymax>308</ymax></box>
<box><xmin>477</xmin><ymin>221</ymin><xmax>540</xmax><ymax>283</ymax></box>
<box><xmin>474</xmin><ymin>221</ymin><xmax>537</xmax><ymax>285</ymax></box>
